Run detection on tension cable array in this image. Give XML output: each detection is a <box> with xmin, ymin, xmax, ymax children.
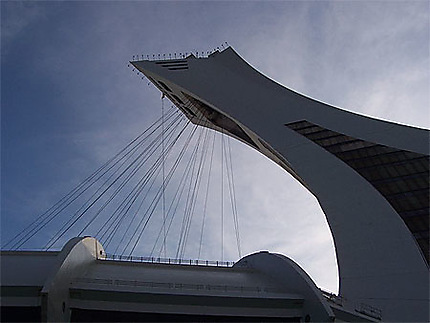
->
<box><xmin>4</xmin><ymin>102</ymin><xmax>242</xmax><ymax>261</ymax></box>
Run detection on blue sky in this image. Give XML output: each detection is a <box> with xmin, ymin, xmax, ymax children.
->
<box><xmin>2</xmin><ymin>1</ymin><xmax>428</xmax><ymax>293</ymax></box>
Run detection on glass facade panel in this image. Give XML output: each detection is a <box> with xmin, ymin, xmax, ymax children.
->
<box><xmin>286</xmin><ymin>120</ymin><xmax>429</xmax><ymax>263</ymax></box>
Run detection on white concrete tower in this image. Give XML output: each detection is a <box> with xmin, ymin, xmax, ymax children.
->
<box><xmin>132</xmin><ymin>47</ymin><xmax>429</xmax><ymax>322</ymax></box>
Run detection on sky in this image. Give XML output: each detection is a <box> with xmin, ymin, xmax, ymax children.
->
<box><xmin>2</xmin><ymin>1</ymin><xmax>429</xmax><ymax>294</ymax></box>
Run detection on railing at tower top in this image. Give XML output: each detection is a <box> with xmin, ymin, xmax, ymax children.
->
<box><xmin>129</xmin><ymin>42</ymin><xmax>229</xmax><ymax>62</ymax></box>
<box><xmin>101</xmin><ymin>253</ymin><xmax>235</xmax><ymax>268</ymax></box>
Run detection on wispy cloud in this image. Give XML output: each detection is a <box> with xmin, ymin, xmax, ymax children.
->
<box><xmin>2</xmin><ymin>1</ymin><xmax>428</xmax><ymax>294</ymax></box>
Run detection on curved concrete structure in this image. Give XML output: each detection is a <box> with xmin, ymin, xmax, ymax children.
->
<box><xmin>1</xmin><ymin>237</ymin><xmax>105</xmax><ymax>322</ymax></box>
<box><xmin>235</xmin><ymin>252</ymin><xmax>335</xmax><ymax>322</ymax></box>
<box><xmin>132</xmin><ymin>47</ymin><xmax>429</xmax><ymax>322</ymax></box>
<box><xmin>40</xmin><ymin>237</ymin><xmax>105</xmax><ymax>321</ymax></box>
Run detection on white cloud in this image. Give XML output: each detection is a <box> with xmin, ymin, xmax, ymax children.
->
<box><xmin>1</xmin><ymin>1</ymin><xmax>46</xmax><ymax>44</ymax></box>
<box><xmin>2</xmin><ymin>0</ymin><xmax>428</xmax><ymax>295</ymax></box>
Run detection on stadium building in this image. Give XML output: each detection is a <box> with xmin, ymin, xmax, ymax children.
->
<box><xmin>2</xmin><ymin>47</ymin><xmax>428</xmax><ymax>322</ymax></box>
